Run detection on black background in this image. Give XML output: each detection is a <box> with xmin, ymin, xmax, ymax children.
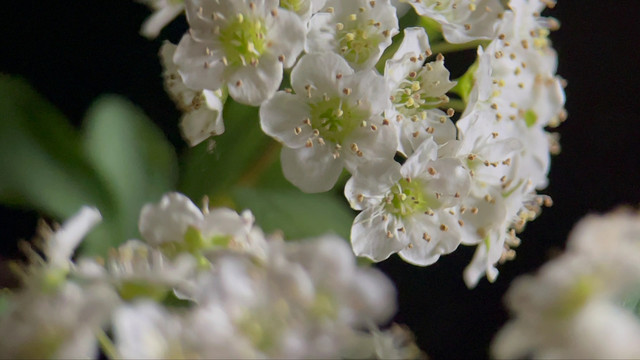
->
<box><xmin>1</xmin><ymin>1</ymin><xmax>639</xmax><ymax>359</ymax></box>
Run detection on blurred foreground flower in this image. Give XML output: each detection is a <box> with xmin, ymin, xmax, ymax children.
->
<box><xmin>0</xmin><ymin>193</ymin><xmax>424</xmax><ymax>359</ymax></box>
<box><xmin>493</xmin><ymin>209</ymin><xmax>640</xmax><ymax>359</ymax></box>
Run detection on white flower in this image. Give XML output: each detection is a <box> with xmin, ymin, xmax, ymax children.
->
<box><xmin>260</xmin><ymin>52</ymin><xmax>397</xmax><ymax>193</ymax></box>
<box><xmin>160</xmin><ymin>41</ymin><xmax>225</xmax><ymax>147</ymax></box>
<box><xmin>139</xmin><ymin>192</ymin><xmax>204</xmax><ymax>247</ymax></box>
<box><xmin>307</xmin><ymin>0</ymin><xmax>399</xmax><ymax>70</ymax></box>
<box><xmin>0</xmin><ymin>281</ymin><xmax>117</xmax><ymax>359</ymax></box>
<box><xmin>138</xmin><ymin>192</ymin><xmax>268</xmax><ymax>259</ymax></box>
<box><xmin>284</xmin><ymin>235</ymin><xmax>397</xmax><ymax>327</ymax></box>
<box><xmin>345</xmin><ymin>139</ymin><xmax>471</xmax><ymax>264</ymax></box>
<box><xmin>190</xmin><ymin>234</ymin><xmax>399</xmax><ymax>358</ymax></box>
<box><xmin>174</xmin><ymin>0</ymin><xmax>306</xmax><ymax>105</ymax></box>
<box><xmin>139</xmin><ymin>0</ymin><xmax>185</xmax><ymax>39</ymax></box>
<box><xmin>384</xmin><ymin>27</ymin><xmax>457</xmax><ymax>155</ymax></box>
<box><xmin>493</xmin><ymin>209</ymin><xmax>640</xmax><ymax>359</ymax></box>
<box><xmin>409</xmin><ymin>0</ymin><xmax>504</xmax><ymax>43</ymax></box>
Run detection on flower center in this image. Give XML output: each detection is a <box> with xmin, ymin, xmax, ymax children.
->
<box><xmin>337</xmin><ymin>18</ymin><xmax>382</xmax><ymax>66</ymax></box>
<box><xmin>392</xmin><ymin>74</ymin><xmax>446</xmax><ymax>120</ymax></box>
<box><xmin>385</xmin><ymin>178</ymin><xmax>439</xmax><ymax>217</ymax></box>
<box><xmin>280</xmin><ymin>0</ymin><xmax>302</xmax><ymax>12</ymax></box>
<box><xmin>219</xmin><ymin>13</ymin><xmax>268</xmax><ymax>67</ymax></box>
<box><xmin>308</xmin><ymin>95</ymin><xmax>367</xmax><ymax>144</ymax></box>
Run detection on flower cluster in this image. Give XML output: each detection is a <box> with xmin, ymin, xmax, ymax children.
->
<box><xmin>144</xmin><ymin>0</ymin><xmax>565</xmax><ymax>286</ymax></box>
<box><xmin>493</xmin><ymin>209</ymin><xmax>640</xmax><ymax>359</ymax></box>
<box><xmin>0</xmin><ymin>195</ymin><xmax>422</xmax><ymax>358</ymax></box>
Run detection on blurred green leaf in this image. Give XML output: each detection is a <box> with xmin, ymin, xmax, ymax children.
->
<box><xmin>178</xmin><ymin>99</ymin><xmax>272</xmax><ymax>202</ymax></box>
<box><xmin>81</xmin><ymin>96</ymin><xmax>178</xmax><ymax>255</ymax></box>
<box><xmin>0</xmin><ymin>75</ymin><xmax>111</xmax><ymax>218</ymax></box>
<box><xmin>231</xmin><ymin>187</ymin><xmax>353</xmax><ymax>240</ymax></box>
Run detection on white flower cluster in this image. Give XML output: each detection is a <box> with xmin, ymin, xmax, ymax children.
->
<box><xmin>144</xmin><ymin>0</ymin><xmax>565</xmax><ymax>286</ymax></box>
<box><xmin>0</xmin><ymin>196</ymin><xmax>422</xmax><ymax>359</ymax></box>
<box><xmin>493</xmin><ymin>209</ymin><xmax>640</xmax><ymax>359</ymax></box>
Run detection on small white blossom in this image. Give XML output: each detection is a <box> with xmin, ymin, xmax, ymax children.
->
<box><xmin>174</xmin><ymin>0</ymin><xmax>306</xmax><ymax>105</ymax></box>
<box><xmin>260</xmin><ymin>52</ymin><xmax>397</xmax><ymax>192</ymax></box>
<box><xmin>139</xmin><ymin>192</ymin><xmax>268</xmax><ymax>259</ymax></box>
<box><xmin>409</xmin><ymin>0</ymin><xmax>504</xmax><ymax>43</ymax></box>
<box><xmin>307</xmin><ymin>0</ymin><xmax>399</xmax><ymax>70</ymax></box>
<box><xmin>345</xmin><ymin>139</ymin><xmax>471</xmax><ymax>264</ymax></box>
<box><xmin>160</xmin><ymin>42</ymin><xmax>226</xmax><ymax>147</ymax></box>
<box><xmin>384</xmin><ymin>27</ymin><xmax>457</xmax><ymax>155</ymax></box>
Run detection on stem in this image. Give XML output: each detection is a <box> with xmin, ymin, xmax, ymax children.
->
<box><xmin>96</xmin><ymin>328</ymin><xmax>120</xmax><ymax>359</ymax></box>
<box><xmin>430</xmin><ymin>40</ymin><xmax>489</xmax><ymax>56</ymax></box>
<box><xmin>445</xmin><ymin>98</ymin><xmax>467</xmax><ymax>113</ymax></box>
<box><xmin>236</xmin><ymin>139</ymin><xmax>281</xmax><ymax>187</ymax></box>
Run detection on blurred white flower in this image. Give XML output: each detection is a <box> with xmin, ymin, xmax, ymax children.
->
<box><xmin>0</xmin><ymin>281</ymin><xmax>117</xmax><ymax>359</ymax></box>
<box><xmin>493</xmin><ymin>209</ymin><xmax>640</xmax><ymax>359</ymax></box>
<box><xmin>45</xmin><ymin>206</ymin><xmax>102</xmax><ymax>270</ymax></box>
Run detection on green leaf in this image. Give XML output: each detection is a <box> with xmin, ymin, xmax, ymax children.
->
<box><xmin>0</xmin><ymin>75</ymin><xmax>110</xmax><ymax>218</ymax></box>
<box><xmin>450</xmin><ymin>60</ymin><xmax>479</xmax><ymax>104</ymax></box>
<box><xmin>178</xmin><ymin>99</ymin><xmax>272</xmax><ymax>202</ymax></box>
<box><xmin>81</xmin><ymin>96</ymin><xmax>178</xmax><ymax>255</ymax></box>
<box><xmin>231</xmin><ymin>187</ymin><xmax>354</xmax><ymax>240</ymax></box>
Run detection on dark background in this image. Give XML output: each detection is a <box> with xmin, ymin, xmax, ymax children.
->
<box><xmin>1</xmin><ymin>1</ymin><xmax>639</xmax><ymax>359</ymax></box>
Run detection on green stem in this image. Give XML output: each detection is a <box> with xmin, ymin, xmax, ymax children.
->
<box><xmin>236</xmin><ymin>139</ymin><xmax>281</xmax><ymax>187</ymax></box>
<box><xmin>445</xmin><ymin>98</ymin><xmax>467</xmax><ymax>113</ymax></box>
<box><xmin>430</xmin><ymin>40</ymin><xmax>489</xmax><ymax>56</ymax></box>
<box><xmin>96</xmin><ymin>328</ymin><xmax>120</xmax><ymax>359</ymax></box>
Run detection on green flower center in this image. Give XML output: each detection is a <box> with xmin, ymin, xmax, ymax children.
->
<box><xmin>219</xmin><ymin>14</ymin><xmax>268</xmax><ymax>66</ymax></box>
<box><xmin>392</xmin><ymin>74</ymin><xmax>446</xmax><ymax>120</ymax></box>
<box><xmin>551</xmin><ymin>275</ymin><xmax>599</xmax><ymax>318</ymax></box>
<box><xmin>337</xmin><ymin>19</ymin><xmax>382</xmax><ymax>66</ymax></box>
<box><xmin>385</xmin><ymin>178</ymin><xmax>439</xmax><ymax>217</ymax></box>
<box><xmin>280</xmin><ymin>0</ymin><xmax>302</xmax><ymax>12</ymax></box>
<box><xmin>308</xmin><ymin>96</ymin><xmax>368</xmax><ymax>144</ymax></box>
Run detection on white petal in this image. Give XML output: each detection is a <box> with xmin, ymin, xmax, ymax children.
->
<box><xmin>179</xmin><ymin>93</ymin><xmax>225</xmax><ymax>147</ymax></box>
<box><xmin>260</xmin><ymin>91</ymin><xmax>313</xmax><ymax>148</ymax></box>
<box><xmin>351</xmin><ymin>208</ymin><xmax>409</xmax><ymax>261</ymax></box>
<box><xmin>391</xmin><ymin>27</ymin><xmax>431</xmax><ymax>63</ymax></box>
<box><xmin>265</xmin><ymin>8</ymin><xmax>306</xmax><ymax>68</ymax></box>
<box><xmin>280</xmin><ymin>145</ymin><xmax>344</xmax><ymax>193</ymax></box>
<box><xmin>174</xmin><ymin>34</ymin><xmax>225</xmax><ymax>91</ymax></box>
<box><xmin>398</xmin><ymin>212</ymin><xmax>461</xmax><ymax>266</ymax></box>
<box><xmin>140</xmin><ymin>4</ymin><xmax>184</xmax><ymax>39</ymax></box>
<box><xmin>138</xmin><ymin>192</ymin><xmax>204</xmax><ymax>246</ymax></box>
<box><xmin>344</xmin><ymin>160</ymin><xmax>400</xmax><ymax>210</ymax></box>
<box><xmin>291</xmin><ymin>53</ymin><xmax>353</xmax><ymax>100</ymax></box>
<box><xmin>227</xmin><ymin>55</ymin><xmax>282</xmax><ymax>106</ymax></box>
<box><xmin>47</xmin><ymin>206</ymin><xmax>102</xmax><ymax>268</ymax></box>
